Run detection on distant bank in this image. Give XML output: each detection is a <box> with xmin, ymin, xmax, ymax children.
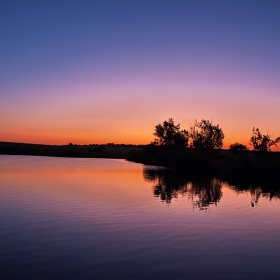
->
<box><xmin>0</xmin><ymin>141</ymin><xmax>144</xmax><ymax>159</ymax></box>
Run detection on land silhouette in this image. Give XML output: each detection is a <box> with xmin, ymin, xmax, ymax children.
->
<box><xmin>1</xmin><ymin>118</ymin><xmax>280</xmax><ymax>181</ymax></box>
<box><xmin>0</xmin><ymin>141</ymin><xmax>144</xmax><ymax>159</ymax></box>
<box><xmin>129</xmin><ymin>118</ymin><xmax>280</xmax><ymax>181</ymax></box>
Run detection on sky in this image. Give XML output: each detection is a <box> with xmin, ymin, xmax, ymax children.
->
<box><xmin>0</xmin><ymin>0</ymin><xmax>279</xmax><ymax>149</ymax></box>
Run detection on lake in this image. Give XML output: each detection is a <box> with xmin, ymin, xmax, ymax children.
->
<box><xmin>0</xmin><ymin>155</ymin><xmax>279</xmax><ymax>280</ymax></box>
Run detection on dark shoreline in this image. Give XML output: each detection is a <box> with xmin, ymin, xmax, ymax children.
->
<box><xmin>0</xmin><ymin>141</ymin><xmax>144</xmax><ymax>159</ymax></box>
<box><xmin>127</xmin><ymin>145</ymin><xmax>280</xmax><ymax>182</ymax></box>
<box><xmin>1</xmin><ymin>141</ymin><xmax>280</xmax><ymax>183</ymax></box>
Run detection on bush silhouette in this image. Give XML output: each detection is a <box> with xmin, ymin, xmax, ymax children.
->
<box><xmin>229</xmin><ymin>143</ymin><xmax>248</xmax><ymax>152</ymax></box>
<box><xmin>249</xmin><ymin>127</ymin><xmax>280</xmax><ymax>152</ymax></box>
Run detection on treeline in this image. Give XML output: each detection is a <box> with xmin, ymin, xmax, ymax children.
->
<box><xmin>127</xmin><ymin>118</ymin><xmax>280</xmax><ymax>180</ymax></box>
<box><xmin>152</xmin><ymin>118</ymin><xmax>280</xmax><ymax>152</ymax></box>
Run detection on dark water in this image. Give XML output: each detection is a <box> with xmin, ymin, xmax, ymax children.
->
<box><xmin>0</xmin><ymin>155</ymin><xmax>279</xmax><ymax>280</ymax></box>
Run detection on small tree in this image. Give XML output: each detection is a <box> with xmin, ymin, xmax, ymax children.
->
<box><xmin>190</xmin><ymin>119</ymin><xmax>224</xmax><ymax>149</ymax></box>
<box><xmin>154</xmin><ymin>118</ymin><xmax>188</xmax><ymax>147</ymax></box>
<box><xmin>249</xmin><ymin>127</ymin><xmax>280</xmax><ymax>152</ymax></box>
<box><xmin>229</xmin><ymin>143</ymin><xmax>248</xmax><ymax>152</ymax></box>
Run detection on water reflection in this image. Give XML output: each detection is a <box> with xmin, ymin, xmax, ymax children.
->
<box><xmin>189</xmin><ymin>178</ymin><xmax>222</xmax><ymax>211</ymax></box>
<box><xmin>143</xmin><ymin>168</ymin><xmax>280</xmax><ymax>209</ymax></box>
<box><xmin>230</xmin><ymin>181</ymin><xmax>280</xmax><ymax>207</ymax></box>
<box><xmin>143</xmin><ymin>168</ymin><xmax>222</xmax><ymax>210</ymax></box>
<box><xmin>1</xmin><ymin>156</ymin><xmax>280</xmax><ymax>279</ymax></box>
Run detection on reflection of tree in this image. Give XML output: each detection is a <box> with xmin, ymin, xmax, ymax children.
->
<box><xmin>249</xmin><ymin>186</ymin><xmax>262</xmax><ymax>207</ymax></box>
<box><xmin>143</xmin><ymin>168</ymin><xmax>189</xmax><ymax>204</ymax></box>
<box><xmin>230</xmin><ymin>182</ymin><xmax>280</xmax><ymax>207</ymax></box>
<box><xmin>188</xmin><ymin>178</ymin><xmax>222</xmax><ymax>211</ymax></box>
<box><xmin>143</xmin><ymin>168</ymin><xmax>222</xmax><ymax>210</ymax></box>
<box><xmin>143</xmin><ymin>168</ymin><xmax>280</xmax><ymax>209</ymax></box>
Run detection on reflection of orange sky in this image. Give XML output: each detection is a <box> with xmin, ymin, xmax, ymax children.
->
<box><xmin>1</xmin><ymin>155</ymin><xmax>280</xmax><ymax>277</ymax></box>
<box><xmin>1</xmin><ymin>162</ymin><xmax>279</xmax><ymax>220</ymax></box>
<box><xmin>0</xmin><ymin>165</ymin><xmax>151</xmax><ymax>208</ymax></box>
<box><xmin>1</xmin><ymin>156</ymin><xmax>279</xmax><ymax>234</ymax></box>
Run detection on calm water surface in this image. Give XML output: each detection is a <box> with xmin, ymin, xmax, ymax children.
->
<box><xmin>0</xmin><ymin>155</ymin><xmax>279</xmax><ymax>280</ymax></box>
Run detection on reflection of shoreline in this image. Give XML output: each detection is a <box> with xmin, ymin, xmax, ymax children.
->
<box><xmin>143</xmin><ymin>168</ymin><xmax>280</xmax><ymax>209</ymax></box>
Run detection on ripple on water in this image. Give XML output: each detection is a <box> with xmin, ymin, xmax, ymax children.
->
<box><xmin>0</xmin><ymin>155</ymin><xmax>280</xmax><ymax>280</ymax></box>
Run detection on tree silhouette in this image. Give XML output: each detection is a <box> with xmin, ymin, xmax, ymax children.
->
<box><xmin>249</xmin><ymin>127</ymin><xmax>280</xmax><ymax>152</ymax></box>
<box><xmin>154</xmin><ymin>118</ymin><xmax>188</xmax><ymax>147</ymax></box>
<box><xmin>190</xmin><ymin>119</ymin><xmax>224</xmax><ymax>149</ymax></box>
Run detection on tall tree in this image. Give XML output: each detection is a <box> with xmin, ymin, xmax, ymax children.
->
<box><xmin>154</xmin><ymin>118</ymin><xmax>188</xmax><ymax>147</ymax></box>
<box><xmin>190</xmin><ymin>119</ymin><xmax>224</xmax><ymax>149</ymax></box>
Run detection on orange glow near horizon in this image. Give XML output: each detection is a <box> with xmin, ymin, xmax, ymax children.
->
<box><xmin>1</xmin><ymin>91</ymin><xmax>280</xmax><ymax>151</ymax></box>
<box><xmin>1</xmin><ymin>131</ymin><xmax>280</xmax><ymax>151</ymax></box>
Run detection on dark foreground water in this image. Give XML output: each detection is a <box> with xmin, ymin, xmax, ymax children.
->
<box><xmin>0</xmin><ymin>155</ymin><xmax>279</xmax><ymax>280</ymax></box>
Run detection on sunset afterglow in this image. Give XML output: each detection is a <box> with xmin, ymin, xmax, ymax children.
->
<box><xmin>1</xmin><ymin>1</ymin><xmax>279</xmax><ymax>150</ymax></box>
